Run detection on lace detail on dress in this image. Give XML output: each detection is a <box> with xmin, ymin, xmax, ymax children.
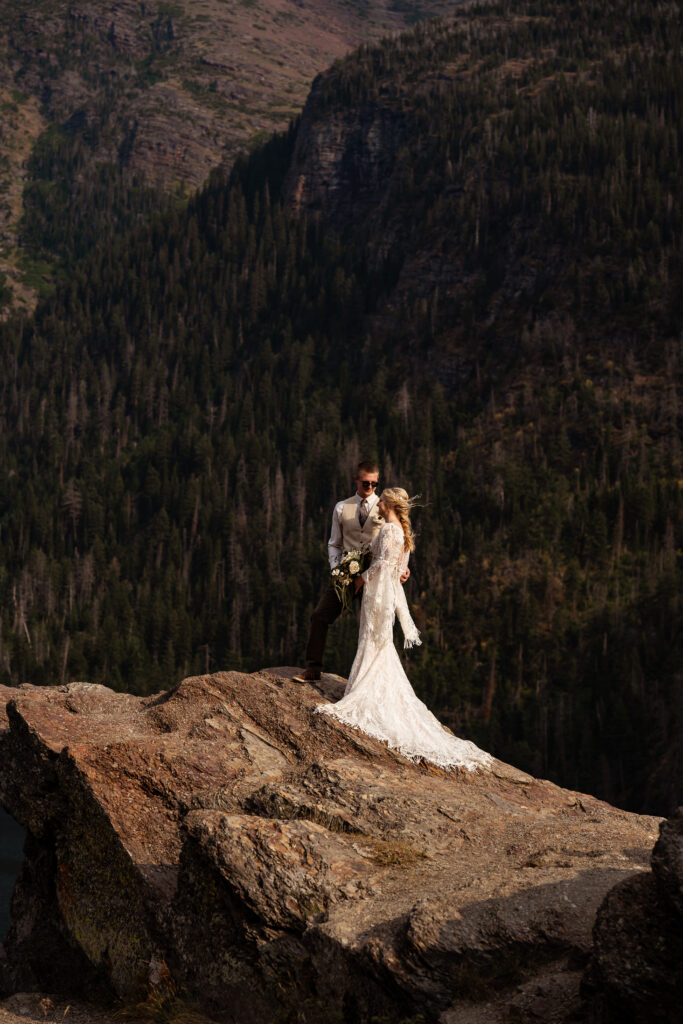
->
<box><xmin>359</xmin><ymin>523</ymin><xmax>420</xmax><ymax>650</ymax></box>
<box><xmin>315</xmin><ymin>522</ymin><xmax>493</xmax><ymax>771</ymax></box>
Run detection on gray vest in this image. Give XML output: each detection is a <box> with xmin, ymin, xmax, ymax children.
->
<box><xmin>340</xmin><ymin>496</ymin><xmax>382</xmax><ymax>551</ymax></box>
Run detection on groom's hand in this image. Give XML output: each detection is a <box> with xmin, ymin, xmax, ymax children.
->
<box><xmin>400</xmin><ymin>568</ymin><xmax>410</xmax><ymax>584</ymax></box>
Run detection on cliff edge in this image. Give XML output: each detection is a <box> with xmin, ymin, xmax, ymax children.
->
<box><xmin>0</xmin><ymin>670</ymin><xmax>676</xmax><ymax>1022</ymax></box>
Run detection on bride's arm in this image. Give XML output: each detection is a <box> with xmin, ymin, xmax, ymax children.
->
<box><xmin>361</xmin><ymin>525</ymin><xmax>403</xmax><ymax>585</ymax></box>
<box><xmin>395</xmin><ymin>581</ymin><xmax>421</xmax><ymax>648</ymax></box>
<box><xmin>399</xmin><ymin>548</ymin><xmax>410</xmax><ymax>583</ymax></box>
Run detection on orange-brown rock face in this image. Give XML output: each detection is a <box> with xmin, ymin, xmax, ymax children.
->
<box><xmin>0</xmin><ymin>0</ymin><xmax>470</xmax><ymax>310</ymax></box>
<box><xmin>0</xmin><ymin>1</ymin><xmax>467</xmax><ymax>194</ymax></box>
<box><xmin>0</xmin><ymin>670</ymin><xmax>664</xmax><ymax>1022</ymax></box>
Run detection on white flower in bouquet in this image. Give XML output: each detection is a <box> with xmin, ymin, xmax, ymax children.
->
<box><xmin>331</xmin><ymin>547</ymin><xmax>371</xmax><ymax>611</ymax></box>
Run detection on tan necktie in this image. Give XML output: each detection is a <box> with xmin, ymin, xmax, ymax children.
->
<box><xmin>359</xmin><ymin>499</ymin><xmax>369</xmax><ymax>527</ymax></box>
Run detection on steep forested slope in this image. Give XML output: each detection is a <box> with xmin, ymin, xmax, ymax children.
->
<box><xmin>0</xmin><ymin>0</ymin><xmax>465</xmax><ymax>310</ymax></box>
<box><xmin>0</xmin><ymin>0</ymin><xmax>680</xmax><ymax>814</ymax></box>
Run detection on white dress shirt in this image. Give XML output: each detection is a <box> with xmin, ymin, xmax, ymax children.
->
<box><xmin>328</xmin><ymin>491</ymin><xmax>379</xmax><ymax>568</ymax></box>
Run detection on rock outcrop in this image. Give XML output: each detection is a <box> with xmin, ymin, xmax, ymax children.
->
<box><xmin>0</xmin><ymin>670</ymin><xmax>663</xmax><ymax>1022</ymax></box>
<box><xmin>285</xmin><ymin>97</ymin><xmax>410</xmax><ymax>226</ymax></box>
<box><xmin>583</xmin><ymin>808</ymin><xmax>683</xmax><ymax>1023</ymax></box>
<box><xmin>0</xmin><ymin>1</ymin><xmax>466</xmax><ymax>196</ymax></box>
<box><xmin>0</xmin><ymin>0</ymin><xmax>470</xmax><ymax>309</ymax></box>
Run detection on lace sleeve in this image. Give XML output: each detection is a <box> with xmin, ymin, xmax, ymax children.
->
<box><xmin>359</xmin><ymin>525</ymin><xmax>422</xmax><ymax>650</ymax></box>
<box><xmin>395</xmin><ymin>579</ymin><xmax>421</xmax><ymax>649</ymax></box>
<box><xmin>361</xmin><ymin>525</ymin><xmax>403</xmax><ymax>584</ymax></box>
<box><xmin>392</xmin><ymin>546</ymin><xmax>420</xmax><ymax>645</ymax></box>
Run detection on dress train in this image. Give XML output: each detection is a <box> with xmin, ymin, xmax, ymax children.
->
<box><xmin>316</xmin><ymin>522</ymin><xmax>492</xmax><ymax>771</ymax></box>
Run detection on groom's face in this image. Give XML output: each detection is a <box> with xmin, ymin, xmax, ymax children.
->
<box><xmin>355</xmin><ymin>472</ymin><xmax>379</xmax><ymax>499</ymax></box>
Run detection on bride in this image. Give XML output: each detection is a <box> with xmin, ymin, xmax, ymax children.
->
<box><xmin>316</xmin><ymin>488</ymin><xmax>492</xmax><ymax>770</ymax></box>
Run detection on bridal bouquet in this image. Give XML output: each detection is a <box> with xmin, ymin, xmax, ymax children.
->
<box><xmin>331</xmin><ymin>548</ymin><xmax>371</xmax><ymax>612</ymax></box>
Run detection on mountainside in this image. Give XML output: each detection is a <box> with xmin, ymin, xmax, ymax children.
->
<box><xmin>0</xmin><ymin>670</ymin><xmax>675</xmax><ymax>1023</ymax></box>
<box><xmin>0</xmin><ymin>0</ymin><xmax>680</xmax><ymax>816</ymax></box>
<box><xmin>286</xmin><ymin>4</ymin><xmax>681</xmax><ymax>355</ymax></box>
<box><xmin>0</xmin><ymin>0</ymin><xmax>467</xmax><ymax>311</ymax></box>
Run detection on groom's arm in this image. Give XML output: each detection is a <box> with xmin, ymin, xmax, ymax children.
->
<box><xmin>328</xmin><ymin>501</ymin><xmax>344</xmax><ymax>568</ymax></box>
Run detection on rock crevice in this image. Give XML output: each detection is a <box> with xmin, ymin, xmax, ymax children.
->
<box><xmin>0</xmin><ymin>669</ymin><xmax>673</xmax><ymax>1022</ymax></box>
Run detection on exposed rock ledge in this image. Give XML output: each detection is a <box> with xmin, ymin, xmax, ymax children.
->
<box><xmin>0</xmin><ymin>670</ymin><xmax>677</xmax><ymax>1023</ymax></box>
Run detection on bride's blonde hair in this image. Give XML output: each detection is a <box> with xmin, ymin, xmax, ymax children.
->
<box><xmin>380</xmin><ymin>487</ymin><xmax>419</xmax><ymax>552</ymax></box>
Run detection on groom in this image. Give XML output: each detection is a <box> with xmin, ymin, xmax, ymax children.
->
<box><xmin>297</xmin><ymin>460</ymin><xmax>410</xmax><ymax>682</ymax></box>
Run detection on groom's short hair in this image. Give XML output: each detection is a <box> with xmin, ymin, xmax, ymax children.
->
<box><xmin>356</xmin><ymin>460</ymin><xmax>379</xmax><ymax>475</ymax></box>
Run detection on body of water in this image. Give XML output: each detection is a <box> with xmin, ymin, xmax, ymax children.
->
<box><xmin>0</xmin><ymin>808</ymin><xmax>24</xmax><ymax>938</ymax></box>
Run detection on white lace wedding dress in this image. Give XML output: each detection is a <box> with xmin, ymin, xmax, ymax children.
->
<box><xmin>316</xmin><ymin>522</ymin><xmax>493</xmax><ymax>770</ymax></box>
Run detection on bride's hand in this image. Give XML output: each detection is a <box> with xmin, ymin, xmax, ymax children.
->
<box><xmin>400</xmin><ymin>568</ymin><xmax>410</xmax><ymax>584</ymax></box>
<box><xmin>354</xmin><ymin>577</ymin><xmax>364</xmax><ymax>593</ymax></box>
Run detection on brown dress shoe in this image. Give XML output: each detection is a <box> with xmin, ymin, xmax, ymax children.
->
<box><xmin>292</xmin><ymin>669</ymin><xmax>321</xmax><ymax>683</ymax></box>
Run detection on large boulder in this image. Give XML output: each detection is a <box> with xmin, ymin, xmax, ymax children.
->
<box><xmin>584</xmin><ymin>808</ymin><xmax>683</xmax><ymax>1023</ymax></box>
<box><xmin>0</xmin><ymin>669</ymin><xmax>661</xmax><ymax>1022</ymax></box>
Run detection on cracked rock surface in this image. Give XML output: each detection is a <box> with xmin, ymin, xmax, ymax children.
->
<box><xmin>583</xmin><ymin>807</ymin><xmax>683</xmax><ymax>1024</ymax></box>
<box><xmin>0</xmin><ymin>668</ymin><xmax>663</xmax><ymax>1022</ymax></box>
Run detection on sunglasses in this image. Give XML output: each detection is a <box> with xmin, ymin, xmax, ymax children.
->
<box><xmin>360</xmin><ymin>480</ymin><xmax>379</xmax><ymax>488</ymax></box>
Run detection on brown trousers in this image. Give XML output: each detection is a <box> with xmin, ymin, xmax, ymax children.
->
<box><xmin>305</xmin><ymin>582</ymin><xmax>360</xmax><ymax>670</ymax></box>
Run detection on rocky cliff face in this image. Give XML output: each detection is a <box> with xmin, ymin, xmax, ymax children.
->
<box><xmin>582</xmin><ymin>808</ymin><xmax>683</xmax><ymax>1023</ymax></box>
<box><xmin>0</xmin><ymin>0</ymin><xmax>468</xmax><ymax>309</ymax></box>
<box><xmin>281</xmin><ymin>47</ymin><xmax>488</xmax><ymax>391</ymax></box>
<box><xmin>0</xmin><ymin>669</ymin><xmax>676</xmax><ymax>1023</ymax></box>
<box><xmin>1</xmin><ymin>0</ymin><xmax>421</xmax><ymax>191</ymax></box>
<box><xmin>286</xmin><ymin>97</ymin><xmax>410</xmax><ymax>226</ymax></box>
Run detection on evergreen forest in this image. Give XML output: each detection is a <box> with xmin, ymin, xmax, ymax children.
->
<box><xmin>0</xmin><ymin>0</ymin><xmax>681</xmax><ymax>815</ymax></box>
